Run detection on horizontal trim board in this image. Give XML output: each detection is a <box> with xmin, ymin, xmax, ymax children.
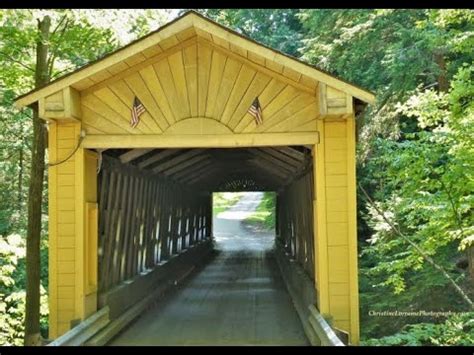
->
<box><xmin>83</xmin><ymin>132</ymin><xmax>320</xmax><ymax>149</ymax></box>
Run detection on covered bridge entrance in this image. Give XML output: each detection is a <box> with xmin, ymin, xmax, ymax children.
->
<box><xmin>15</xmin><ymin>11</ymin><xmax>375</xmax><ymax>346</ymax></box>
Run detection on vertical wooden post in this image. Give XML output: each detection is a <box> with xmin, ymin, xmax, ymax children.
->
<box><xmin>48</xmin><ymin>122</ymin><xmax>98</xmax><ymax>338</ymax></box>
<box><xmin>313</xmin><ymin>114</ymin><xmax>360</xmax><ymax>344</ymax></box>
<box><xmin>159</xmin><ymin>182</ymin><xmax>171</xmax><ymax>260</ymax></box>
<box><xmin>313</xmin><ymin>122</ymin><xmax>330</xmax><ymax>317</ymax></box>
<box><xmin>207</xmin><ymin>192</ymin><xmax>213</xmax><ymax>238</ymax></box>
<box><xmin>49</xmin><ymin>121</ymin><xmax>81</xmax><ymax>337</ymax></box>
<box><xmin>346</xmin><ymin>114</ymin><xmax>360</xmax><ymax>344</ymax></box>
<box><xmin>75</xmin><ymin>144</ymin><xmax>99</xmax><ymax>323</ymax></box>
<box><xmin>48</xmin><ymin>121</ymin><xmax>58</xmax><ymax>338</ymax></box>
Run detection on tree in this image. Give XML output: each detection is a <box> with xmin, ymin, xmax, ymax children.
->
<box><xmin>0</xmin><ymin>9</ymin><xmax>175</xmax><ymax>344</ymax></box>
<box><xmin>1</xmin><ymin>9</ymin><xmax>119</xmax><ymax>345</ymax></box>
<box><xmin>188</xmin><ymin>9</ymin><xmax>305</xmax><ymax>57</ymax></box>
<box><xmin>24</xmin><ymin>14</ymin><xmax>50</xmax><ymax>346</ymax></box>
<box><xmin>293</xmin><ymin>9</ymin><xmax>473</xmax><ymax>341</ymax></box>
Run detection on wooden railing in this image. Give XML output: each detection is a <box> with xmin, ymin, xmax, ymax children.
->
<box><xmin>274</xmin><ymin>243</ymin><xmax>346</xmax><ymax>346</ymax></box>
<box><xmin>276</xmin><ymin>170</ymin><xmax>315</xmax><ymax>280</ymax></box>
<box><xmin>307</xmin><ymin>305</ymin><xmax>345</xmax><ymax>346</ymax></box>
<box><xmin>98</xmin><ymin>156</ymin><xmax>212</xmax><ymax>297</ymax></box>
<box><xmin>47</xmin><ymin>306</ymin><xmax>110</xmax><ymax>346</ymax></box>
<box><xmin>48</xmin><ymin>239</ymin><xmax>214</xmax><ymax>346</ymax></box>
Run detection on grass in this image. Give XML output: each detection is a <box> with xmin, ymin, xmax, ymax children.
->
<box><xmin>244</xmin><ymin>192</ymin><xmax>276</xmax><ymax>231</ymax></box>
<box><xmin>212</xmin><ymin>192</ymin><xmax>244</xmax><ymax>216</ymax></box>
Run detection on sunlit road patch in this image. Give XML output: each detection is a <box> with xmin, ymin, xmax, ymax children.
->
<box><xmin>216</xmin><ymin>192</ymin><xmax>264</xmax><ymax>220</ymax></box>
<box><xmin>213</xmin><ymin>192</ymin><xmax>274</xmax><ymax>251</ymax></box>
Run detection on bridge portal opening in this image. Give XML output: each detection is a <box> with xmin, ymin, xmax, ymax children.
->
<box><xmin>96</xmin><ymin>146</ymin><xmax>316</xmax><ymax>345</ymax></box>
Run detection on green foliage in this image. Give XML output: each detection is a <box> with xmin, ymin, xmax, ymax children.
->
<box><xmin>0</xmin><ymin>91</ymin><xmax>31</xmax><ymax>236</ymax></box>
<box><xmin>358</xmin><ymin>63</ymin><xmax>474</xmax><ymax>340</ymax></box>
<box><xmin>298</xmin><ymin>9</ymin><xmax>474</xmax><ymax>157</ymax></box>
<box><xmin>360</xmin><ymin>63</ymin><xmax>473</xmax><ymax>292</ymax></box>
<box><xmin>294</xmin><ymin>8</ymin><xmax>474</xmax><ymax>343</ymax></box>
<box><xmin>244</xmin><ymin>192</ymin><xmax>276</xmax><ymax>231</ymax></box>
<box><xmin>212</xmin><ymin>192</ymin><xmax>244</xmax><ymax>216</ymax></box>
<box><xmin>362</xmin><ymin>312</ymin><xmax>474</xmax><ymax>346</ymax></box>
<box><xmin>192</xmin><ymin>9</ymin><xmax>304</xmax><ymax>57</ymax></box>
<box><xmin>0</xmin><ymin>234</ymin><xmax>48</xmax><ymax>345</ymax></box>
<box><xmin>0</xmin><ymin>8</ymin><xmax>472</xmax><ymax>346</ymax></box>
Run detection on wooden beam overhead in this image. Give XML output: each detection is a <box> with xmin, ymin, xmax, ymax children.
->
<box><xmin>164</xmin><ymin>154</ymin><xmax>211</xmax><ymax>177</ymax></box>
<box><xmin>248</xmin><ymin>159</ymin><xmax>288</xmax><ymax>181</ymax></box>
<box><xmin>214</xmin><ymin>169</ymin><xmax>281</xmax><ymax>188</ymax></box>
<box><xmin>274</xmin><ymin>146</ymin><xmax>307</xmax><ymax>161</ymax></box>
<box><xmin>251</xmin><ymin>150</ymin><xmax>295</xmax><ymax>174</ymax></box>
<box><xmin>186</xmin><ymin>167</ymin><xmax>220</xmax><ymax>185</ymax></box>
<box><xmin>138</xmin><ymin>148</ymin><xmax>182</xmax><ymax>169</ymax></box>
<box><xmin>119</xmin><ymin>148</ymin><xmax>154</xmax><ymax>164</ymax></box>
<box><xmin>173</xmin><ymin>159</ymin><xmax>215</xmax><ymax>181</ymax></box>
<box><xmin>178</xmin><ymin>161</ymin><xmax>217</xmax><ymax>184</ymax></box>
<box><xmin>280</xmin><ymin>160</ymin><xmax>313</xmax><ymax>190</ymax></box>
<box><xmin>202</xmin><ymin>167</ymin><xmax>281</xmax><ymax>190</ymax></box>
<box><xmin>152</xmin><ymin>149</ymin><xmax>205</xmax><ymax>174</ymax></box>
<box><xmin>252</xmin><ymin>149</ymin><xmax>299</xmax><ymax>172</ymax></box>
<box><xmin>258</xmin><ymin>147</ymin><xmax>302</xmax><ymax>168</ymax></box>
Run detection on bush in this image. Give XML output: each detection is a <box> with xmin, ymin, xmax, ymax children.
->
<box><xmin>363</xmin><ymin>312</ymin><xmax>474</xmax><ymax>346</ymax></box>
<box><xmin>244</xmin><ymin>192</ymin><xmax>276</xmax><ymax>231</ymax></box>
<box><xmin>0</xmin><ymin>234</ymin><xmax>48</xmax><ymax>345</ymax></box>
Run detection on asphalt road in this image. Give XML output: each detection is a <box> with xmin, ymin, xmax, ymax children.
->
<box><xmin>109</xmin><ymin>192</ymin><xmax>308</xmax><ymax>346</ymax></box>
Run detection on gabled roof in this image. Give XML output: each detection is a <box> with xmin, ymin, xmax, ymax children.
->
<box><xmin>15</xmin><ymin>10</ymin><xmax>375</xmax><ymax>108</ymax></box>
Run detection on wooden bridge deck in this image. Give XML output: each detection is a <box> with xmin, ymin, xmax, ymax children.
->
<box><xmin>108</xmin><ymin>196</ymin><xmax>309</xmax><ymax>346</ymax></box>
<box><xmin>108</xmin><ymin>248</ymin><xmax>308</xmax><ymax>346</ymax></box>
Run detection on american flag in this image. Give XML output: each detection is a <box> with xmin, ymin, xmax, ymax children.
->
<box><xmin>131</xmin><ymin>96</ymin><xmax>146</xmax><ymax>128</ymax></box>
<box><xmin>248</xmin><ymin>97</ymin><xmax>263</xmax><ymax>125</ymax></box>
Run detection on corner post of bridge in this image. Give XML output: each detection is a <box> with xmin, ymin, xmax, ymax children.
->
<box><xmin>48</xmin><ymin>120</ymin><xmax>99</xmax><ymax>338</ymax></box>
<box><xmin>313</xmin><ymin>110</ymin><xmax>360</xmax><ymax>345</ymax></box>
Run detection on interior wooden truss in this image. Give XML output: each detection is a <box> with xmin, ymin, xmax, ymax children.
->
<box><xmin>101</xmin><ymin>146</ymin><xmax>312</xmax><ymax>192</ymax></box>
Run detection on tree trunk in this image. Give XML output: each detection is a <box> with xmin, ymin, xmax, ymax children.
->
<box><xmin>434</xmin><ymin>50</ymin><xmax>449</xmax><ymax>92</ymax></box>
<box><xmin>24</xmin><ymin>15</ymin><xmax>50</xmax><ymax>346</ymax></box>
<box><xmin>18</xmin><ymin>146</ymin><xmax>23</xmax><ymax>209</ymax></box>
<box><xmin>468</xmin><ymin>246</ymin><xmax>474</xmax><ymax>287</ymax></box>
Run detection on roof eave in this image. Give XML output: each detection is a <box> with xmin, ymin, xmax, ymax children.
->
<box><xmin>15</xmin><ymin>10</ymin><xmax>376</xmax><ymax>108</ymax></box>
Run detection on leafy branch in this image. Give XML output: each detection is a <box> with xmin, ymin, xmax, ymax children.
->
<box><xmin>0</xmin><ymin>50</ymin><xmax>34</xmax><ymax>72</ymax></box>
<box><xmin>358</xmin><ymin>182</ymin><xmax>473</xmax><ymax>309</ymax></box>
<box><xmin>47</xmin><ymin>15</ymin><xmax>71</xmax><ymax>78</ymax></box>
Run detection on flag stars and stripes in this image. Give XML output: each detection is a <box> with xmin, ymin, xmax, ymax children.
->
<box><xmin>131</xmin><ymin>96</ymin><xmax>146</xmax><ymax>128</ymax></box>
<box><xmin>248</xmin><ymin>97</ymin><xmax>263</xmax><ymax>125</ymax></box>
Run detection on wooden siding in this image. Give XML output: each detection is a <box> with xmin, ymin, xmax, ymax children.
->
<box><xmin>49</xmin><ymin>121</ymin><xmax>99</xmax><ymax>338</ymax></box>
<box><xmin>49</xmin><ymin>122</ymin><xmax>79</xmax><ymax>337</ymax></box>
<box><xmin>80</xmin><ymin>38</ymin><xmax>320</xmax><ymax>136</ymax></box>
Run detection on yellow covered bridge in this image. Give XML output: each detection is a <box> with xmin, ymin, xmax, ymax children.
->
<box><xmin>15</xmin><ymin>11</ymin><xmax>375</xmax><ymax>346</ymax></box>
